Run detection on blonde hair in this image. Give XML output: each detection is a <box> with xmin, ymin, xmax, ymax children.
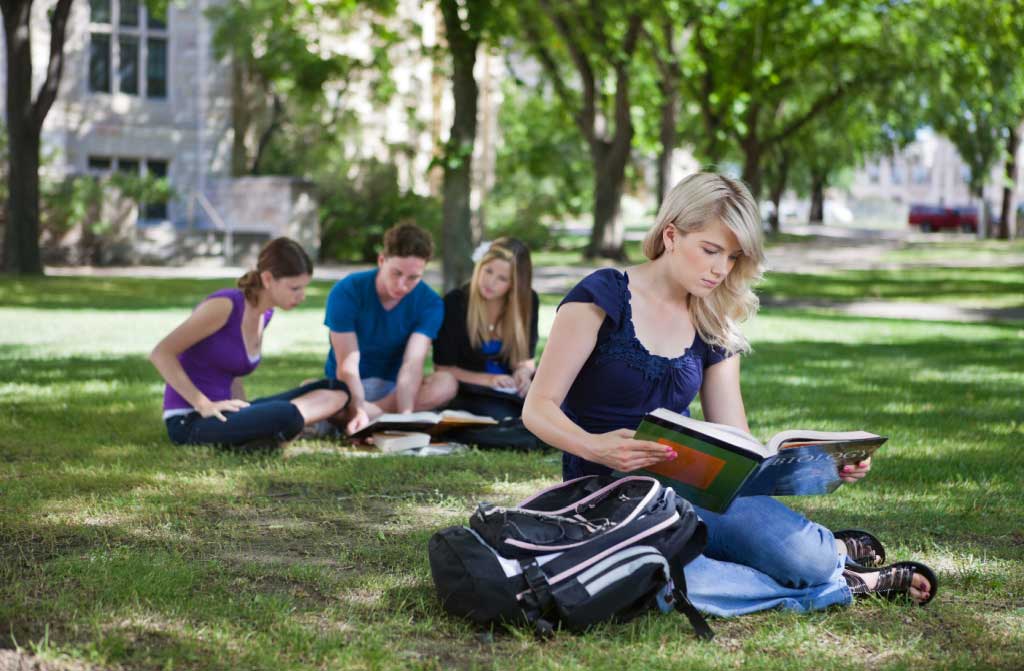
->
<box><xmin>466</xmin><ymin>238</ymin><xmax>533</xmax><ymax>367</ymax></box>
<box><xmin>642</xmin><ymin>172</ymin><xmax>765</xmax><ymax>354</ymax></box>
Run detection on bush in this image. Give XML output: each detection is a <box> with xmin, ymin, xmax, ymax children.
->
<box><xmin>40</xmin><ymin>172</ymin><xmax>173</xmax><ymax>265</ymax></box>
<box><xmin>318</xmin><ymin>159</ymin><xmax>441</xmax><ymax>263</ymax></box>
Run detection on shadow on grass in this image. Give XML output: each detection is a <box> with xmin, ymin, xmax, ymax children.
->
<box><xmin>3</xmin><ymin>311</ymin><xmax>1023</xmax><ymax>667</ymax></box>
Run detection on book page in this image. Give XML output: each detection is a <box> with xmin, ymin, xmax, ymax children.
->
<box><xmin>439</xmin><ymin>410</ymin><xmax>497</xmax><ymax>422</ymax></box>
<box><xmin>766</xmin><ymin>429</ymin><xmax>881</xmax><ymax>453</ymax></box>
<box><xmin>648</xmin><ymin>408</ymin><xmax>769</xmax><ymax>457</ymax></box>
<box><xmin>374</xmin><ymin>411</ymin><xmax>442</xmax><ymax>424</ymax></box>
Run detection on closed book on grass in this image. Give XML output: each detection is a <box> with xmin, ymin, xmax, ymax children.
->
<box><xmin>370</xmin><ymin>431</ymin><xmax>431</xmax><ymax>453</ymax></box>
<box><xmin>352</xmin><ymin>409</ymin><xmax>497</xmax><ymax>439</ymax></box>
<box><xmin>631</xmin><ymin>408</ymin><xmax>887</xmax><ymax>513</ymax></box>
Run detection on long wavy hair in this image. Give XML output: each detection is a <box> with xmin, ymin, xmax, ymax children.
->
<box><xmin>237</xmin><ymin>237</ymin><xmax>313</xmax><ymax>305</ymax></box>
<box><xmin>642</xmin><ymin>173</ymin><xmax>765</xmax><ymax>354</ymax></box>
<box><xmin>466</xmin><ymin>238</ymin><xmax>533</xmax><ymax>367</ymax></box>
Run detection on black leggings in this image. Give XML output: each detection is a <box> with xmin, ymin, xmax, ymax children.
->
<box><xmin>164</xmin><ymin>378</ymin><xmax>348</xmax><ymax>448</ymax></box>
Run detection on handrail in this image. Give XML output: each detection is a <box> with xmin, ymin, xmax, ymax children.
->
<box><xmin>190</xmin><ymin>191</ymin><xmax>234</xmax><ymax>261</ymax></box>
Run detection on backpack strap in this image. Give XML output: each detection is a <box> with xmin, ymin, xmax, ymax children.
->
<box><xmin>673</xmin><ymin>582</ymin><xmax>714</xmax><ymax>641</ymax></box>
<box><xmin>668</xmin><ymin>564</ymin><xmax>714</xmax><ymax>640</ymax></box>
<box><xmin>518</xmin><ymin>558</ymin><xmax>554</xmax><ymax>622</ymax></box>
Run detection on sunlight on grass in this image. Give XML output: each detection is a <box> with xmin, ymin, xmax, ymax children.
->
<box><xmin>2</xmin><ymin>273</ymin><xmax>1023</xmax><ymax>670</ymax></box>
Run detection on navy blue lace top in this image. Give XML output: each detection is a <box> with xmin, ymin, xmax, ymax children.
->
<box><xmin>558</xmin><ymin>268</ymin><xmax>731</xmax><ymax>480</ymax></box>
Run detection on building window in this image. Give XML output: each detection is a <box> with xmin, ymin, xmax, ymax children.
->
<box><xmin>147</xmin><ymin>38</ymin><xmax>168</xmax><ymax>99</ymax></box>
<box><xmin>89</xmin><ymin>0</ymin><xmax>111</xmax><ymax>23</ymax></box>
<box><xmin>890</xmin><ymin>159</ymin><xmax>904</xmax><ymax>185</ymax></box>
<box><xmin>86</xmin><ymin>155</ymin><xmax>171</xmax><ymax>222</ymax></box>
<box><xmin>87</xmin><ymin>156</ymin><xmax>113</xmax><ymax>172</ymax></box>
<box><xmin>119</xmin><ymin>0</ymin><xmax>139</xmax><ymax>27</ymax></box>
<box><xmin>88</xmin><ymin>34</ymin><xmax>111</xmax><ymax>92</ymax></box>
<box><xmin>88</xmin><ymin>0</ymin><xmax>168</xmax><ymax>99</ymax></box>
<box><xmin>143</xmin><ymin>160</ymin><xmax>169</xmax><ymax>220</ymax></box>
<box><xmin>118</xmin><ymin>35</ymin><xmax>139</xmax><ymax>94</ymax></box>
<box><xmin>867</xmin><ymin>162</ymin><xmax>880</xmax><ymax>184</ymax></box>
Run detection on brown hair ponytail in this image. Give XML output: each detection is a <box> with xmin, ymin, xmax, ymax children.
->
<box><xmin>237</xmin><ymin>237</ymin><xmax>314</xmax><ymax>304</ymax></box>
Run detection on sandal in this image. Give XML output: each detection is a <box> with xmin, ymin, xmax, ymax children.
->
<box><xmin>843</xmin><ymin>561</ymin><xmax>938</xmax><ymax>606</ymax></box>
<box><xmin>834</xmin><ymin>529</ymin><xmax>886</xmax><ymax>567</ymax></box>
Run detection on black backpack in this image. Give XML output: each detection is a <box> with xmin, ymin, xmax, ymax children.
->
<box><xmin>428</xmin><ymin>475</ymin><xmax>713</xmax><ymax>639</ymax></box>
<box><xmin>446</xmin><ymin>418</ymin><xmax>548</xmax><ymax>452</ymax></box>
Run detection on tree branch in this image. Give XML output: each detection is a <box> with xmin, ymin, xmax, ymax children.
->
<box><xmin>610</xmin><ymin>12</ymin><xmax>642</xmax><ymax>156</ymax></box>
<box><xmin>521</xmin><ymin>20</ymin><xmax>585</xmax><ymax>137</ymax></box>
<box><xmin>538</xmin><ymin>0</ymin><xmax>596</xmax><ymax>142</ymax></box>
<box><xmin>31</xmin><ymin>0</ymin><xmax>73</xmax><ymax>131</ymax></box>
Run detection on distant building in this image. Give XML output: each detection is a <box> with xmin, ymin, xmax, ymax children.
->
<box><xmin>846</xmin><ymin>128</ymin><xmax>1023</xmax><ymax>232</ymax></box>
<box><xmin>0</xmin><ymin>0</ymin><xmax>504</xmax><ymax>262</ymax></box>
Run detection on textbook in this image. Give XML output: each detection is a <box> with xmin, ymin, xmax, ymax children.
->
<box><xmin>632</xmin><ymin>407</ymin><xmax>887</xmax><ymax>513</ymax></box>
<box><xmin>370</xmin><ymin>430</ymin><xmax>431</xmax><ymax>453</ymax></box>
<box><xmin>458</xmin><ymin>381</ymin><xmax>523</xmax><ymax>403</ymax></box>
<box><xmin>352</xmin><ymin>409</ymin><xmax>496</xmax><ymax>438</ymax></box>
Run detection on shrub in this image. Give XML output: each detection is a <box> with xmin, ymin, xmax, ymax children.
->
<box><xmin>318</xmin><ymin>159</ymin><xmax>441</xmax><ymax>263</ymax></box>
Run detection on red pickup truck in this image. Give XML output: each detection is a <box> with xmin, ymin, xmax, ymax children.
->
<box><xmin>908</xmin><ymin>205</ymin><xmax>977</xmax><ymax>233</ymax></box>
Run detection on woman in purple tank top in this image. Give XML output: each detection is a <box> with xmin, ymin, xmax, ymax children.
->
<box><xmin>524</xmin><ymin>173</ymin><xmax>936</xmax><ymax>617</ymax></box>
<box><xmin>150</xmin><ymin>237</ymin><xmax>349</xmax><ymax>450</ymax></box>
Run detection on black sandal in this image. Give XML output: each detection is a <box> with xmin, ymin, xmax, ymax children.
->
<box><xmin>834</xmin><ymin>529</ymin><xmax>886</xmax><ymax>567</ymax></box>
<box><xmin>843</xmin><ymin>561</ymin><xmax>938</xmax><ymax>606</ymax></box>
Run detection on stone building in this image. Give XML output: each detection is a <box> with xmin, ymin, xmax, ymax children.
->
<box><xmin>1</xmin><ymin>0</ymin><xmax>505</xmax><ymax>263</ymax></box>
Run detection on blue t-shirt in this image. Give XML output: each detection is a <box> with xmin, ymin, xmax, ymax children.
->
<box><xmin>323</xmin><ymin>269</ymin><xmax>444</xmax><ymax>382</ymax></box>
<box><xmin>558</xmin><ymin>268</ymin><xmax>731</xmax><ymax>480</ymax></box>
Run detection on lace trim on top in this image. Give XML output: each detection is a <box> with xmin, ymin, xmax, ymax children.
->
<box><xmin>590</xmin><ymin>271</ymin><xmax>701</xmax><ymax>382</ymax></box>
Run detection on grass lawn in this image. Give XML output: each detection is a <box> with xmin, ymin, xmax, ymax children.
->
<box><xmin>1</xmin><ymin>270</ymin><xmax>1023</xmax><ymax>670</ymax></box>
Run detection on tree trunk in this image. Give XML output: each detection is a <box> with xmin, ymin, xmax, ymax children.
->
<box><xmin>809</xmin><ymin>174</ymin><xmax>825</xmax><ymax>224</ymax></box>
<box><xmin>230</xmin><ymin>58</ymin><xmax>253</xmax><ymax>176</ymax></box>
<box><xmin>587</xmin><ymin>140</ymin><xmax>629</xmax><ymax>260</ymax></box>
<box><xmin>4</xmin><ymin>122</ymin><xmax>42</xmax><ymax>274</ymax></box>
<box><xmin>767</xmin><ymin>152</ymin><xmax>790</xmax><ymax>234</ymax></box>
<box><xmin>439</xmin><ymin>0</ymin><xmax>479</xmax><ymax>292</ymax></box>
<box><xmin>1</xmin><ymin>0</ymin><xmax>73</xmax><ymax>275</ymax></box>
<box><xmin>998</xmin><ymin>125</ymin><xmax>1019</xmax><ymax>240</ymax></box>
<box><xmin>3</xmin><ymin>1</ymin><xmax>41</xmax><ymax>274</ymax></box>
<box><xmin>740</xmin><ymin>141</ymin><xmax>763</xmax><ymax>201</ymax></box>
<box><xmin>656</xmin><ymin>84</ymin><xmax>677</xmax><ymax>208</ymax></box>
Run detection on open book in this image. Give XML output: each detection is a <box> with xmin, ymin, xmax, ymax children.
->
<box><xmin>632</xmin><ymin>407</ymin><xmax>887</xmax><ymax>513</ymax></box>
<box><xmin>351</xmin><ymin>409</ymin><xmax>496</xmax><ymax>439</ymax></box>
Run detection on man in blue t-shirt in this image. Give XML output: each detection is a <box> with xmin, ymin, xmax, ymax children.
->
<box><xmin>323</xmin><ymin>223</ymin><xmax>457</xmax><ymax>434</ymax></box>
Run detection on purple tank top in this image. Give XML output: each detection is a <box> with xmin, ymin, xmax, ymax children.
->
<box><xmin>162</xmin><ymin>288</ymin><xmax>274</xmax><ymax>411</ymax></box>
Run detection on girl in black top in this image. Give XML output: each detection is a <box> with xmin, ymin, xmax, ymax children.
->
<box><xmin>434</xmin><ymin>238</ymin><xmax>539</xmax><ymax>419</ymax></box>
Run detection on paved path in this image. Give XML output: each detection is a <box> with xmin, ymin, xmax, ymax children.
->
<box><xmin>44</xmin><ymin>225</ymin><xmax>1024</xmax><ymax>323</ymax></box>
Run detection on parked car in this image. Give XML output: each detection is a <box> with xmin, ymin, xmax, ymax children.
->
<box><xmin>908</xmin><ymin>204</ymin><xmax>977</xmax><ymax>233</ymax></box>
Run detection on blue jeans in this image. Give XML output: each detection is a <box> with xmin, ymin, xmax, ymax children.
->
<box><xmin>165</xmin><ymin>378</ymin><xmax>348</xmax><ymax>448</ymax></box>
<box><xmin>683</xmin><ymin>496</ymin><xmax>851</xmax><ymax>617</ymax></box>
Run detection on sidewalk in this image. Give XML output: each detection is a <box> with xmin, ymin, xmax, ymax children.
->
<box><xmin>43</xmin><ymin>226</ymin><xmax>1024</xmax><ymax>323</ymax></box>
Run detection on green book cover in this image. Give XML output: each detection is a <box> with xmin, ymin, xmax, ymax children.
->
<box><xmin>633</xmin><ymin>416</ymin><xmax>764</xmax><ymax>513</ymax></box>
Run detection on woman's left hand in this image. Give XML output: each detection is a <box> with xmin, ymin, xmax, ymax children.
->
<box><xmin>512</xmin><ymin>367</ymin><xmax>533</xmax><ymax>397</ymax></box>
<box><xmin>839</xmin><ymin>457</ymin><xmax>872</xmax><ymax>483</ymax></box>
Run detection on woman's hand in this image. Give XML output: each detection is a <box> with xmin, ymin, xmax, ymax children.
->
<box><xmin>196</xmin><ymin>398</ymin><xmax>249</xmax><ymax>422</ymax></box>
<box><xmin>584</xmin><ymin>429</ymin><xmax>677</xmax><ymax>472</ymax></box>
<box><xmin>512</xmin><ymin>367</ymin><xmax>533</xmax><ymax>397</ymax></box>
<box><xmin>491</xmin><ymin>374</ymin><xmax>517</xmax><ymax>390</ymax></box>
<box><xmin>345</xmin><ymin>403</ymin><xmax>370</xmax><ymax>435</ymax></box>
<box><xmin>840</xmin><ymin>457</ymin><xmax>872</xmax><ymax>483</ymax></box>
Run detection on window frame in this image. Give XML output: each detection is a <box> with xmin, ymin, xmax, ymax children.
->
<box><xmin>87</xmin><ymin>0</ymin><xmax>169</xmax><ymax>100</ymax></box>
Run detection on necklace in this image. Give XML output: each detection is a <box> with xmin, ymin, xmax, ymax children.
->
<box><xmin>487</xmin><ymin>323</ymin><xmax>496</xmax><ymax>332</ymax></box>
